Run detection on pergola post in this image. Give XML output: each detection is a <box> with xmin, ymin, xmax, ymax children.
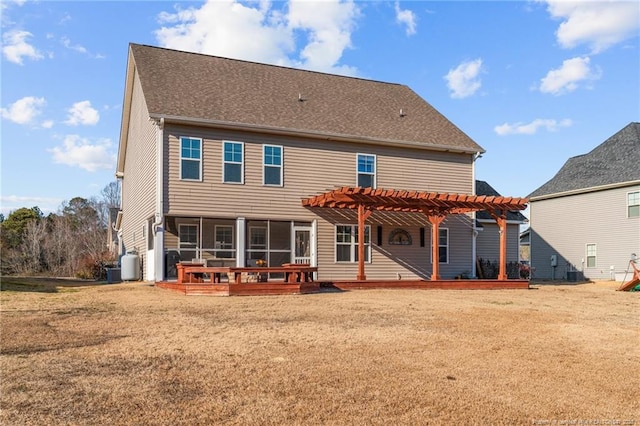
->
<box><xmin>490</xmin><ymin>209</ymin><xmax>508</xmax><ymax>281</ymax></box>
<box><xmin>357</xmin><ymin>204</ymin><xmax>371</xmax><ymax>281</ymax></box>
<box><xmin>425</xmin><ymin>213</ymin><xmax>446</xmax><ymax>281</ymax></box>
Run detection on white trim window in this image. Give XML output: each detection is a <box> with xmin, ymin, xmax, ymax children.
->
<box><xmin>357</xmin><ymin>153</ymin><xmax>376</xmax><ymax>188</ymax></box>
<box><xmin>586</xmin><ymin>244</ymin><xmax>596</xmax><ymax>268</ymax></box>
<box><xmin>431</xmin><ymin>228</ymin><xmax>449</xmax><ymax>264</ymax></box>
<box><xmin>335</xmin><ymin>224</ymin><xmax>370</xmax><ymax>263</ymax></box>
<box><xmin>180</xmin><ymin>137</ymin><xmax>202</xmax><ymax>181</ymax></box>
<box><xmin>628</xmin><ymin>191</ymin><xmax>639</xmax><ymax>218</ymax></box>
<box><xmin>223</xmin><ymin>141</ymin><xmax>244</xmax><ymax>184</ymax></box>
<box><xmin>214</xmin><ymin>225</ymin><xmax>234</xmax><ymax>259</ymax></box>
<box><xmin>263</xmin><ymin>144</ymin><xmax>283</xmax><ymax>186</ymax></box>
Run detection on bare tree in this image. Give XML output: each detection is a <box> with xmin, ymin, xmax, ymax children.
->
<box><xmin>19</xmin><ymin>219</ymin><xmax>47</xmax><ymax>274</ymax></box>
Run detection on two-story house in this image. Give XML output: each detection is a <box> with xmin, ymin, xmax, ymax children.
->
<box><xmin>528</xmin><ymin>122</ymin><xmax>640</xmax><ymax>281</ymax></box>
<box><xmin>116</xmin><ymin>44</ymin><xmax>527</xmax><ymax>285</ymax></box>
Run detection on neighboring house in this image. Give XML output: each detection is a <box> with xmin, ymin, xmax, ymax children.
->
<box><xmin>116</xmin><ymin>44</ymin><xmax>526</xmax><ymax>282</ymax></box>
<box><xmin>474</xmin><ymin>180</ymin><xmax>528</xmax><ymax>278</ymax></box>
<box><xmin>528</xmin><ymin>122</ymin><xmax>640</xmax><ymax>281</ymax></box>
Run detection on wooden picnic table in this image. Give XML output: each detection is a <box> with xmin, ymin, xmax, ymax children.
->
<box><xmin>176</xmin><ymin>262</ymin><xmax>317</xmax><ymax>284</ymax></box>
<box><xmin>229</xmin><ymin>264</ymin><xmax>317</xmax><ymax>284</ymax></box>
<box><xmin>181</xmin><ymin>266</ymin><xmax>230</xmax><ymax>283</ymax></box>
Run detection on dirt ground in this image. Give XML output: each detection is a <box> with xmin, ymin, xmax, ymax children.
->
<box><xmin>1</xmin><ymin>278</ymin><xmax>638</xmax><ymax>425</ymax></box>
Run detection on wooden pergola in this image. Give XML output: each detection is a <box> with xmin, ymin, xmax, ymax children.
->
<box><xmin>302</xmin><ymin>186</ymin><xmax>529</xmax><ymax>281</ymax></box>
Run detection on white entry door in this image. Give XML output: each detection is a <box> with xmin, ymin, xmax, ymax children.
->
<box><xmin>292</xmin><ymin>226</ymin><xmax>313</xmax><ymax>265</ymax></box>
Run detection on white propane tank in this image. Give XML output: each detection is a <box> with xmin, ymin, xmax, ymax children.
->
<box><xmin>121</xmin><ymin>250</ymin><xmax>140</xmax><ymax>281</ymax></box>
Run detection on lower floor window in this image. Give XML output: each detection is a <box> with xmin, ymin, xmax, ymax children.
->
<box><xmin>214</xmin><ymin>225</ymin><xmax>234</xmax><ymax>258</ymax></box>
<box><xmin>431</xmin><ymin>228</ymin><xmax>449</xmax><ymax>264</ymax></box>
<box><xmin>586</xmin><ymin>244</ymin><xmax>596</xmax><ymax>268</ymax></box>
<box><xmin>336</xmin><ymin>225</ymin><xmax>370</xmax><ymax>263</ymax></box>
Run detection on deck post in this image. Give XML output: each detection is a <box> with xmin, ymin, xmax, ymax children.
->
<box><xmin>357</xmin><ymin>204</ymin><xmax>371</xmax><ymax>281</ymax></box>
<box><xmin>425</xmin><ymin>213</ymin><xmax>446</xmax><ymax>280</ymax></box>
<box><xmin>490</xmin><ymin>209</ymin><xmax>508</xmax><ymax>280</ymax></box>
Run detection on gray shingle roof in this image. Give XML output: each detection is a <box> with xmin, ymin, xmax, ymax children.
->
<box><xmin>475</xmin><ymin>180</ymin><xmax>527</xmax><ymax>222</ymax></box>
<box><xmin>529</xmin><ymin>122</ymin><xmax>640</xmax><ymax>199</ymax></box>
<box><xmin>129</xmin><ymin>44</ymin><xmax>483</xmax><ymax>153</ymax></box>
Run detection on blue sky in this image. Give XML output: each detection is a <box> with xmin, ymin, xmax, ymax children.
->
<box><xmin>1</xmin><ymin>0</ymin><xmax>639</xmax><ymax>217</ymax></box>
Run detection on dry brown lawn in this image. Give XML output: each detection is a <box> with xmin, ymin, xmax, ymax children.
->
<box><xmin>1</xmin><ymin>278</ymin><xmax>638</xmax><ymax>425</ymax></box>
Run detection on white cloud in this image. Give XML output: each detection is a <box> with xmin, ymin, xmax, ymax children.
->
<box><xmin>61</xmin><ymin>36</ymin><xmax>87</xmax><ymax>54</ymax></box>
<box><xmin>155</xmin><ymin>0</ymin><xmax>360</xmax><ymax>75</ymax></box>
<box><xmin>541</xmin><ymin>0</ymin><xmax>640</xmax><ymax>54</ymax></box>
<box><xmin>49</xmin><ymin>135</ymin><xmax>116</xmax><ymax>172</ymax></box>
<box><xmin>65</xmin><ymin>100</ymin><xmax>100</xmax><ymax>126</ymax></box>
<box><xmin>494</xmin><ymin>118</ymin><xmax>573</xmax><ymax>136</ymax></box>
<box><xmin>539</xmin><ymin>56</ymin><xmax>601</xmax><ymax>95</ymax></box>
<box><xmin>444</xmin><ymin>58</ymin><xmax>483</xmax><ymax>99</ymax></box>
<box><xmin>1</xmin><ymin>195</ymin><xmax>64</xmax><ymax>217</ymax></box>
<box><xmin>1</xmin><ymin>96</ymin><xmax>46</xmax><ymax>125</ymax></box>
<box><xmin>41</xmin><ymin>119</ymin><xmax>54</xmax><ymax>129</ymax></box>
<box><xmin>2</xmin><ymin>30</ymin><xmax>43</xmax><ymax>65</ymax></box>
<box><xmin>394</xmin><ymin>1</ymin><xmax>417</xmax><ymax>36</ymax></box>
<box><xmin>287</xmin><ymin>0</ymin><xmax>359</xmax><ymax>74</ymax></box>
<box><xmin>60</xmin><ymin>36</ymin><xmax>105</xmax><ymax>59</ymax></box>
<box><xmin>1</xmin><ymin>0</ymin><xmax>28</xmax><ymax>12</ymax></box>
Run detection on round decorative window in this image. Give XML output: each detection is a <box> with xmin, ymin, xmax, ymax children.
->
<box><xmin>389</xmin><ymin>228</ymin><xmax>412</xmax><ymax>245</ymax></box>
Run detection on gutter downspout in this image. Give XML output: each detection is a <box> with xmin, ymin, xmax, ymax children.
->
<box><xmin>471</xmin><ymin>151</ymin><xmax>482</xmax><ymax>278</ymax></box>
<box><xmin>153</xmin><ymin>118</ymin><xmax>165</xmax><ymax>282</ymax></box>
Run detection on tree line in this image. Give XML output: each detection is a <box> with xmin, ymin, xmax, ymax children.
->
<box><xmin>0</xmin><ymin>182</ymin><xmax>120</xmax><ymax>279</ymax></box>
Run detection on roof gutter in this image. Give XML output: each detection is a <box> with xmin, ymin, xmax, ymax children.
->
<box><xmin>530</xmin><ymin>180</ymin><xmax>640</xmax><ymax>201</ymax></box>
<box><xmin>149</xmin><ymin>113</ymin><xmax>485</xmax><ymax>155</ymax></box>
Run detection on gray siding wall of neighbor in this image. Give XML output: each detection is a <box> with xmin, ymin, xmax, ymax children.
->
<box><xmin>530</xmin><ymin>185</ymin><xmax>640</xmax><ymax>280</ymax></box>
<box><xmin>475</xmin><ymin>223</ymin><xmax>521</xmax><ymax>262</ymax></box>
<box><xmin>162</xmin><ymin>124</ymin><xmax>476</xmax><ymax>280</ymax></box>
<box><xmin>121</xmin><ymin>71</ymin><xmax>158</xmax><ymax>278</ymax></box>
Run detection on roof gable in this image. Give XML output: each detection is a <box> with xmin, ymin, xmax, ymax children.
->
<box><xmin>475</xmin><ymin>180</ymin><xmax>527</xmax><ymax>222</ymax></box>
<box><xmin>529</xmin><ymin>122</ymin><xmax>640</xmax><ymax>199</ymax></box>
<box><xmin>128</xmin><ymin>43</ymin><xmax>483</xmax><ymax>153</ymax></box>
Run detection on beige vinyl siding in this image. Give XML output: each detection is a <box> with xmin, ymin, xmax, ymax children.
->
<box><xmin>530</xmin><ymin>185</ymin><xmax>640</xmax><ymax>280</ymax></box>
<box><xmin>164</xmin><ymin>124</ymin><xmax>473</xmax><ymax>218</ymax></box>
<box><xmin>161</xmin><ymin>124</ymin><xmax>475</xmax><ymax>280</ymax></box>
<box><xmin>120</xmin><ymin>70</ymin><xmax>158</xmax><ymax>278</ymax></box>
<box><xmin>314</xmin><ymin>212</ymin><xmax>473</xmax><ymax>281</ymax></box>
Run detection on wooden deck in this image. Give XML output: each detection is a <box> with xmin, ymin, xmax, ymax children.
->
<box><xmin>155</xmin><ymin>280</ymin><xmax>320</xmax><ymax>296</ymax></box>
<box><xmin>155</xmin><ymin>278</ymin><xmax>529</xmax><ymax>296</ymax></box>
<box><xmin>326</xmin><ymin>279</ymin><xmax>530</xmax><ymax>291</ymax></box>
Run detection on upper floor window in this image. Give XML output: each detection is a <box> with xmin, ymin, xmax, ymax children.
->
<box><xmin>180</xmin><ymin>137</ymin><xmax>202</xmax><ymax>181</ymax></box>
<box><xmin>586</xmin><ymin>244</ymin><xmax>596</xmax><ymax>268</ymax></box>
<box><xmin>357</xmin><ymin>154</ymin><xmax>376</xmax><ymax>188</ymax></box>
<box><xmin>335</xmin><ymin>224</ymin><xmax>370</xmax><ymax>263</ymax></box>
<box><xmin>223</xmin><ymin>141</ymin><xmax>244</xmax><ymax>184</ymax></box>
<box><xmin>628</xmin><ymin>191</ymin><xmax>639</xmax><ymax>218</ymax></box>
<box><xmin>263</xmin><ymin>145</ymin><xmax>283</xmax><ymax>186</ymax></box>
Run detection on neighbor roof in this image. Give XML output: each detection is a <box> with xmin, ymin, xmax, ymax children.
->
<box><xmin>529</xmin><ymin>122</ymin><xmax>640</xmax><ymax>199</ymax></box>
<box><xmin>475</xmin><ymin>180</ymin><xmax>527</xmax><ymax>222</ymax></box>
<box><xmin>128</xmin><ymin>43</ymin><xmax>483</xmax><ymax>154</ymax></box>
